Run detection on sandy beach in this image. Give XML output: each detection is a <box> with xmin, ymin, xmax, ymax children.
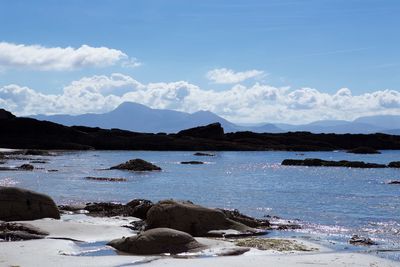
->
<box><xmin>0</xmin><ymin>214</ymin><xmax>398</xmax><ymax>267</ymax></box>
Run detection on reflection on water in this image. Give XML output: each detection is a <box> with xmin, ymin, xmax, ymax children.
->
<box><xmin>0</xmin><ymin>150</ymin><xmax>399</xmax><ymax>260</ymax></box>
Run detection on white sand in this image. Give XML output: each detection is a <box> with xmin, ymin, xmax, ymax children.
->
<box><xmin>0</xmin><ymin>214</ymin><xmax>398</xmax><ymax>267</ymax></box>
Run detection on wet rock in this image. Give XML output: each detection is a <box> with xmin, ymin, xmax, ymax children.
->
<box><xmin>24</xmin><ymin>150</ymin><xmax>53</xmax><ymax>156</ymax></box>
<box><xmin>219</xmin><ymin>209</ymin><xmax>270</xmax><ymax>228</ymax></box>
<box><xmin>19</xmin><ymin>164</ymin><xmax>34</xmax><ymax>170</ymax></box>
<box><xmin>347</xmin><ymin>147</ymin><xmax>380</xmax><ymax>154</ymax></box>
<box><xmin>108</xmin><ymin>228</ymin><xmax>205</xmax><ymax>255</ymax></box>
<box><xmin>349</xmin><ymin>235</ymin><xmax>377</xmax><ymax>246</ymax></box>
<box><xmin>180</xmin><ymin>161</ymin><xmax>204</xmax><ymax>165</ymax></box>
<box><xmin>387</xmin><ymin>180</ymin><xmax>400</xmax><ymax>185</ymax></box>
<box><xmin>0</xmin><ymin>187</ymin><xmax>60</xmax><ymax>221</ymax></box>
<box><xmin>126</xmin><ymin>199</ymin><xmax>153</xmax><ymax>220</ymax></box>
<box><xmin>146</xmin><ymin>200</ymin><xmax>260</xmax><ymax>237</ymax></box>
<box><xmin>110</xmin><ymin>159</ymin><xmax>161</xmax><ymax>171</ymax></box>
<box><xmin>388</xmin><ymin>161</ymin><xmax>400</xmax><ymax>168</ymax></box>
<box><xmin>194</xmin><ymin>152</ymin><xmax>215</xmax><ymax>156</ymax></box>
<box><xmin>84</xmin><ymin>202</ymin><xmax>128</xmax><ymax>217</ymax></box>
<box><xmin>0</xmin><ymin>222</ymin><xmax>49</xmax><ymax>241</ymax></box>
<box><xmin>281</xmin><ymin>158</ymin><xmax>387</xmax><ymax>168</ymax></box>
<box><xmin>85</xmin><ymin>177</ymin><xmax>127</xmax><ymax>182</ymax></box>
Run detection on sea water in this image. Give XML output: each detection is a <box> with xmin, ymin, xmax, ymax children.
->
<box><xmin>1</xmin><ymin>150</ymin><xmax>399</xmax><ymax>260</ymax></box>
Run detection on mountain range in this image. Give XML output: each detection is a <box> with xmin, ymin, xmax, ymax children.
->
<box><xmin>32</xmin><ymin>102</ymin><xmax>400</xmax><ymax>135</ymax></box>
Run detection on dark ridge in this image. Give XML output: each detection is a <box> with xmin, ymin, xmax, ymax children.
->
<box><xmin>1</xmin><ymin>110</ymin><xmax>400</xmax><ymax>151</ymax></box>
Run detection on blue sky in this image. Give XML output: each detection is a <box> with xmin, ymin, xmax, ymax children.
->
<box><xmin>0</xmin><ymin>0</ymin><xmax>399</xmax><ymax>123</ymax></box>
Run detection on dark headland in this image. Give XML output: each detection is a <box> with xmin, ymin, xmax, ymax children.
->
<box><xmin>1</xmin><ymin>109</ymin><xmax>400</xmax><ymax>151</ymax></box>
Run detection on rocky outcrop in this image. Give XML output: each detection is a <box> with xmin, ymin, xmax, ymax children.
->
<box><xmin>108</xmin><ymin>228</ymin><xmax>205</xmax><ymax>255</ymax></box>
<box><xmin>349</xmin><ymin>235</ymin><xmax>377</xmax><ymax>246</ymax></box>
<box><xmin>180</xmin><ymin>161</ymin><xmax>204</xmax><ymax>165</ymax></box>
<box><xmin>146</xmin><ymin>200</ymin><xmax>262</xmax><ymax>237</ymax></box>
<box><xmin>388</xmin><ymin>161</ymin><xmax>400</xmax><ymax>168</ymax></box>
<box><xmin>82</xmin><ymin>199</ymin><xmax>154</xmax><ymax>219</ymax></box>
<box><xmin>219</xmin><ymin>209</ymin><xmax>270</xmax><ymax>228</ymax></box>
<box><xmin>177</xmin><ymin>123</ymin><xmax>224</xmax><ymax>139</ymax></box>
<box><xmin>0</xmin><ymin>222</ymin><xmax>49</xmax><ymax>241</ymax></box>
<box><xmin>0</xmin><ymin>187</ymin><xmax>60</xmax><ymax>221</ymax></box>
<box><xmin>347</xmin><ymin>146</ymin><xmax>380</xmax><ymax>154</ymax></box>
<box><xmin>85</xmin><ymin>177</ymin><xmax>127</xmax><ymax>182</ymax></box>
<box><xmin>19</xmin><ymin>164</ymin><xmax>34</xmax><ymax>170</ymax></box>
<box><xmin>194</xmin><ymin>152</ymin><xmax>215</xmax><ymax>156</ymax></box>
<box><xmin>110</xmin><ymin>159</ymin><xmax>161</xmax><ymax>171</ymax></box>
<box><xmin>281</xmin><ymin>158</ymin><xmax>387</xmax><ymax>168</ymax></box>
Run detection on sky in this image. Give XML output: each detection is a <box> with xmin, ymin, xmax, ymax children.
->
<box><xmin>0</xmin><ymin>0</ymin><xmax>399</xmax><ymax>124</ymax></box>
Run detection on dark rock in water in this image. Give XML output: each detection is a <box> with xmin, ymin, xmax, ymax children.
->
<box><xmin>347</xmin><ymin>146</ymin><xmax>380</xmax><ymax>154</ymax></box>
<box><xmin>0</xmin><ymin>222</ymin><xmax>49</xmax><ymax>241</ymax></box>
<box><xmin>108</xmin><ymin>228</ymin><xmax>205</xmax><ymax>255</ymax></box>
<box><xmin>110</xmin><ymin>159</ymin><xmax>161</xmax><ymax>171</ymax></box>
<box><xmin>30</xmin><ymin>160</ymin><xmax>48</xmax><ymax>164</ymax></box>
<box><xmin>180</xmin><ymin>161</ymin><xmax>204</xmax><ymax>165</ymax></box>
<box><xmin>281</xmin><ymin>158</ymin><xmax>387</xmax><ymax>168</ymax></box>
<box><xmin>19</xmin><ymin>164</ymin><xmax>34</xmax><ymax>170</ymax></box>
<box><xmin>177</xmin><ymin>123</ymin><xmax>224</xmax><ymax>139</ymax></box>
<box><xmin>219</xmin><ymin>209</ymin><xmax>270</xmax><ymax>228</ymax></box>
<box><xmin>349</xmin><ymin>235</ymin><xmax>377</xmax><ymax>246</ymax></box>
<box><xmin>85</xmin><ymin>177</ymin><xmax>127</xmax><ymax>182</ymax></box>
<box><xmin>0</xmin><ymin>187</ymin><xmax>60</xmax><ymax>221</ymax></box>
<box><xmin>194</xmin><ymin>152</ymin><xmax>215</xmax><ymax>156</ymax></box>
<box><xmin>126</xmin><ymin>199</ymin><xmax>153</xmax><ymax>220</ymax></box>
<box><xmin>84</xmin><ymin>202</ymin><xmax>127</xmax><ymax>217</ymax></box>
<box><xmin>48</xmin><ymin>169</ymin><xmax>58</xmax><ymax>172</ymax></box>
<box><xmin>388</xmin><ymin>161</ymin><xmax>400</xmax><ymax>168</ymax></box>
<box><xmin>387</xmin><ymin>180</ymin><xmax>400</xmax><ymax>184</ymax></box>
<box><xmin>146</xmin><ymin>200</ymin><xmax>260</xmax><ymax>237</ymax></box>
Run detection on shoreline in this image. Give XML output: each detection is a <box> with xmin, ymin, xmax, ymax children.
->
<box><xmin>1</xmin><ymin>214</ymin><xmax>398</xmax><ymax>267</ymax></box>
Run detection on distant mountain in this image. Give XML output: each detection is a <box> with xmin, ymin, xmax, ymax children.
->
<box><xmin>354</xmin><ymin>115</ymin><xmax>400</xmax><ymax>130</ymax></box>
<box><xmin>33</xmin><ymin>102</ymin><xmax>240</xmax><ymax>133</ymax></box>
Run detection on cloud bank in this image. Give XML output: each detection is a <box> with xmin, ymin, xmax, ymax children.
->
<box><xmin>1</xmin><ymin>73</ymin><xmax>399</xmax><ymax>124</ymax></box>
<box><xmin>206</xmin><ymin>68</ymin><xmax>265</xmax><ymax>84</ymax></box>
<box><xmin>0</xmin><ymin>42</ymin><xmax>140</xmax><ymax>71</ymax></box>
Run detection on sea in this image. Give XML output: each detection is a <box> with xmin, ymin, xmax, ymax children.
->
<box><xmin>0</xmin><ymin>150</ymin><xmax>399</xmax><ymax>261</ymax></box>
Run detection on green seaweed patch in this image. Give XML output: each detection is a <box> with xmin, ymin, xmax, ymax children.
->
<box><xmin>234</xmin><ymin>238</ymin><xmax>318</xmax><ymax>252</ymax></box>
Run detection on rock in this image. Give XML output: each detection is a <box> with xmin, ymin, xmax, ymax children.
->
<box><xmin>85</xmin><ymin>177</ymin><xmax>127</xmax><ymax>182</ymax></box>
<box><xmin>108</xmin><ymin>228</ymin><xmax>205</xmax><ymax>255</ymax></box>
<box><xmin>126</xmin><ymin>199</ymin><xmax>153</xmax><ymax>220</ymax></box>
<box><xmin>84</xmin><ymin>202</ymin><xmax>127</xmax><ymax>217</ymax></box>
<box><xmin>194</xmin><ymin>152</ymin><xmax>215</xmax><ymax>156</ymax></box>
<box><xmin>219</xmin><ymin>209</ymin><xmax>270</xmax><ymax>228</ymax></box>
<box><xmin>0</xmin><ymin>109</ymin><xmax>16</xmax><ymax>120</ymax></box>
<box><xmin>146</xmin><ymin>200</ymin><xmax>260</xmax><ymax>237</ymax></box>
<box><xmin>349</xmin><ymin>235</ymin><xmax>377</xmax><ymax>246</ymax></box>
<box><xmin>387</xmin><ymin>180</ymin><xmax>400</xmax><ymax>185</ymax></box>
<box><xmin>0</xmin><ymin>187</ymin><xmax>60</xmax><ymax>221</ymax></box>
<box><xmin>19</xmin><ymin>164</ymin><xmax>34</xmax><ymax>170</ymax></box>
<box><xmin>0</xmin><ymin>222</ymin><xmax>49</xmax><ymax>241</ymax></box>
<box><xmin>24</xmin><ymin>150</ymin><xmax>52</xmax><ymax>156</ymax></box>
<box><xmin>30</xmin><ymin>160</ymin><xmax>48</xmax><ymax>164</ymax></box>
<box><xmin>180</xmin><ymin>161</ymin><xmax>204</xmax><ymax>165</ymax></box>
<box><xmin>281</xmin><ymin>158</ymin><xmax>387</xmax><ymax>168</ymax></box>
<box><xmin>47</xmin><ymin>169</ymin><xmax>58</xmax><ymax>172</ymax></box>
<box><xmin>388</xmin><ymin>161</ymin><xmax>400</xmax><ymax>168</ymax></box>
<box><xmin>177</xmin><ymin>123</ymin><xmax>225</xmax><ymax>139</ymax></box>
<box><xmin>110</xmin><ymin>159</ymin><xmax>161</xmax><ymax>171</ymax></box>
<box><xmin>347</xmin><ymin>147</ymin><xmax>380</xmax><ymax>154</ymax></box>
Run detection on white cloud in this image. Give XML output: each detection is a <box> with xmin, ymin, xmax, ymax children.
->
<box><xmin>0</xmin><ymin>73</ymin><xmax>399</xmax><ymax>124</ymax></box>
<box><xmin>206</xmin><ymin>68</ymin><xmax>265</xmax><ymax>84</ymax></box>
<box><xmin>0</xmin><ymin>42</ymin><xmax>139</xmax><ymax>71</ymax></box>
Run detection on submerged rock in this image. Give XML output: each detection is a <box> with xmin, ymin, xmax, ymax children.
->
<box><xmin>180</xmin><ymin>161</ymin><xmax>204</xmax><ymax>165</ymax></box>
<box><xmin>349</xmin><ymin>235</ymin><xmax>377</xmax><ymax>246</ymax></box>
<box><xmin>0</xmin><ymin>222</ymin><xmax>49</xmax><ymax>241</ymax></box>
<box><xmin>281</xmin><ymin>158</ymin><xmax>387</xmax><ymax>168</ymax></box>
<box><xmin>108</xmin><ymin>228</ymin><xmax>205</xmax><ymax>255</ymax></box>
<box><xmin>347</xmin><ymin>147</ymin><xmax>380</xmax><ymax>154</ymax></box>
<box><xmin>0</xmin><ymin>187</ymin><xmax>60</xmax><ymax>221</ymax></box>
<box><xmin>110</xmin><ymin>159</ymin><xmax>161</xmax><ymax>171</ymax></box>
<box><xmin>146</xmin><ymin>200</ymin><xmax>262</xmax><ymax>237</ymax></box>
<box><xmin>19</xmin><ymin>164</ymin><xmax>34</xmax><ymax>170</ymax></box>
<box><xmin>387</xmin><ymin>180</ymin><xmax>400</xmax><ymax>185</ymax></box>
<box><xmin>85</xmin><ymin>177</ymin><xmax>127</xmax><ymax>182</ymax></box>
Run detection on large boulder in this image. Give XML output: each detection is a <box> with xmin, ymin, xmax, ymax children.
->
<box><xmin>0</xmin><ymin>222</ymin><xmax>49</xmax><ymax>241</ymax></box>
<box><xmin>108</xmin><ymin>228</ymin><xmax>205</xmax><ymax>255</ymax></box>
<box><xmin>0</xmin><ymin>187</ymin><xmax>60</xmax><ymax>221</ymax></box>
<box><xmin>146</xmin><ymin>200</ymin><xmax>259</xmax><ymax>237</ymax></box>
<box><xmin>110</xmin><ymin>159</ymin><xmax>161</xmax><ymax>171</ymax></box>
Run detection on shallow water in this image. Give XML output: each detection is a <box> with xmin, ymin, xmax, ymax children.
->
<box><xmin>0</xmin><ymin>150</ymin><xmax>399</xmax><ymax>260</ymax></box>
